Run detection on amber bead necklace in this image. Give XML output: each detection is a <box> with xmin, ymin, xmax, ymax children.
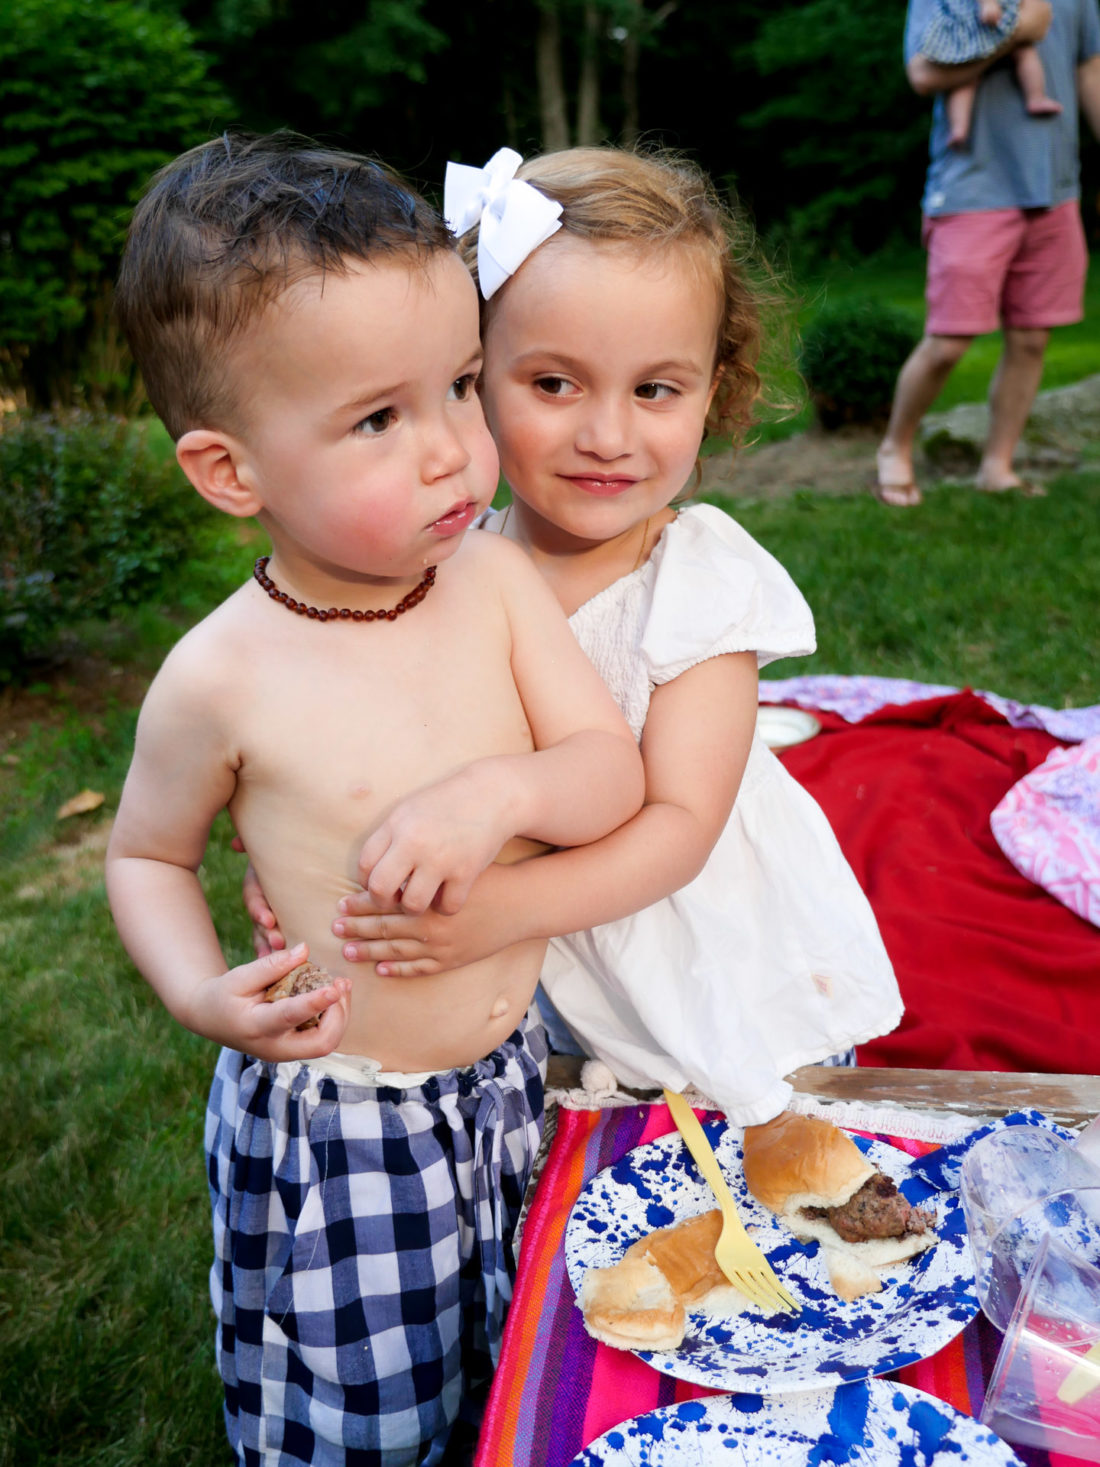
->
<box><xmin>252</xmin><ymin>556</ymin><xmax>437</xmax><ymax>623</ymax></box>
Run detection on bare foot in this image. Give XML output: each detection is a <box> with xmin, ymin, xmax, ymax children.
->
<box><xmin>974</xmin><ymin>474</ymin><xmax>1047</xmax><ymax>496</ymax></box>
<box><xmin>874</xmin><ymin>447</ymin><xmax>923</xmax><ymax>507</ymax></box>
<box><xmin>1026</xmin><ymin>97</ymin><xmax>1063</xmax><ymax>117</ymax></box>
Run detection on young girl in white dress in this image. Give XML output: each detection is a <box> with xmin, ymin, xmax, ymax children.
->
<box><xmin>256</xmin><ymin>146</ymin><xmax>904</xmax><ymax>1125</ymax></box>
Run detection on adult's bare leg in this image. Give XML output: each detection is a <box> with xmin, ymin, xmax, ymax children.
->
<box><xmin>977</xmin><ymin>326</ymin><xmax>1049</xmax><ymax>490</ymax></box>
<box><xmin>876</xmin><ymin>333</ymin><xmax>973</xmax><ymax>505</ymax></box>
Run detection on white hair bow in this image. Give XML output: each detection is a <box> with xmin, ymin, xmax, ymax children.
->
<box><xmin>443</xmin><ymin>148</ymin><xmax>563</xmax><ymax>299</ymax></box>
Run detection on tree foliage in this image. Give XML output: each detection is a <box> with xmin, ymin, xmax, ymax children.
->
<box><xmin>3</xmin><ymin>0</ymin><xmax>1094</xmax><ymax>410</ymax></box>
<box><xmin>0</xmin><ymin>0</ymin><xmax>226</xmax><ymax>408</ymax></box>
<box><xmin>741</xmin><ymin>0</ymin><xmax>929</xmax><ymax>258</ymax></box>
<box><xmin>180</xmin><ymin>0</ymin><xmax>448</xmax><ymax>138</ymax></box>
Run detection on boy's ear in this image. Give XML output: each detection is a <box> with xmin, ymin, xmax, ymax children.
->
<box><xmin>176</xmin><ymin>429</ymin><xmax>263</xmax><ymax>518</ymax></box>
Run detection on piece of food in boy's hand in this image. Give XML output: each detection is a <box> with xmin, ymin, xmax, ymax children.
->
<box><xmin>263</xmin><ymin>961</ymin><xmax>334</xmax><ymax>1030</ymax></box>
<box><xmin>743</xmin><ymin>1111</ymin><xmax>936</xmax><ymax>1301</ymax></box>
<box><xmin>578</xmin><ymin>1209</ymin><xmax>753</xmax><ymax>1352</ymax></box>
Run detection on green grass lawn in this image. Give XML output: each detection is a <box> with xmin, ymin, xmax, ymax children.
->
<box><xmin>3</xmin><ymin>466</ymin><xmax>1099</xmax><ymax>1464</ymax></box>
<box><xmin>710</xmin><ymin>470</ymin><xmax>1100</xmax><ymax>709</ymax></box>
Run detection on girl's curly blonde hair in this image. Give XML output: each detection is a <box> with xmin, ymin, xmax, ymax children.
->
<box><xmin>459</xmin><ymin>146</ymin><xmax>773</xmax><ymax>448</ymax></box>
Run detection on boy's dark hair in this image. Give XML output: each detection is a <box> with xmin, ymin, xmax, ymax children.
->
<box><xmin>115</xmin><ymin>131</ymin><xmax>453</xmax><ymax>439</ymax></box>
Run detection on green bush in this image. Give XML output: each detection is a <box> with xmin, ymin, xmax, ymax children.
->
<box><xmin>799</xmin><ymin>298</ymin><xmax>921</xmax><ymax>429</ymax></box>
<box><xmin>0</xmin><ymin>411</ymin><xmax>216</xmax><ymax>677</ymax></box>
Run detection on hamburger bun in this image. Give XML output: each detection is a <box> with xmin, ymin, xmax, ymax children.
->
<box><xmin>742</xmin><ymin>1111</ymin><xmax>936</xmax><ymax>1300</ymax></box>
<box><xmin>742</xmin><ymin>1110</ymin><xmax>877</xmax><ymax>1214</ymax></box>
<box><xmin>578</xmin><ymin>1251</ymin><xmax>685</xmax><ymax>1351</ymax></box>
<box><xmin>578</xmin><ymin>1210</ymin><xmax>752</xmax><ymax>1351</ymax></box>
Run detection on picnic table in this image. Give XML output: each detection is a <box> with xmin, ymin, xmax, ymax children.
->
<box><xmin>476</xmin><ymin>1062</ymin><xmax>1100</xmax><ymax>1467</ymax></box>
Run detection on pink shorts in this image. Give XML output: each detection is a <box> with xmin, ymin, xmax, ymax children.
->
<box><xmin>923</xmin><ymin>200</ymin><xmax>1087</xmax><ymax>336</ymax></box>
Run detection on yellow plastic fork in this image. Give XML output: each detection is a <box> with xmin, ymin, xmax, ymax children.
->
<box><xmin>664</xmin><ymin>1090</ymin><xmax>800</xmax><ymax>1316</ymax></box>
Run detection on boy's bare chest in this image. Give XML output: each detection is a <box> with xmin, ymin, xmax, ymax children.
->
<box><xmin>227</xmin><ymin>601</ymin><xmax>531</xmax><ymax>825</ymax></box>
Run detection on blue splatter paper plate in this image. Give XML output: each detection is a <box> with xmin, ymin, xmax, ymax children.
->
<box><xmin>570</xmin><ymin>1380</ymin><xmax>1023</xmax><ymax>1465</ymax></box>
<box><xmin>565</xmin><ymin>1124</ymin><xmax>978</xmax><ymax>1394</ymax></box>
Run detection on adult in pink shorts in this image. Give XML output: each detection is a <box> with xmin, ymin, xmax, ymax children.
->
<box><xmin>876</xmin><ymin>0</ymin><xmax>1100</xmax><ymax>505</ymax></box>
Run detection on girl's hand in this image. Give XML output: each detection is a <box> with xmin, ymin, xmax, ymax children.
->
<box><xmin>242</xmin><ymin>858</ymin><xmax>286</xmax><ymax>957</ymax></box>
<box><xmin>334</xmin><ymin>867</ymin><xmax>519</xmax><ymax>975</ymax></box>
<box><xmin>357</xmin><ymin>766</ymin><xmax>512</xmax><ymax>916</ymax></box>
<box><xmin>230</xmin><ymin>835</ymin><xmax>287</xmax><ymax>957</ymax></box>
<box><xmin>186</xmin><ymin>943</ymin><xmax>351</xmax><ymax>1060</ymax></box>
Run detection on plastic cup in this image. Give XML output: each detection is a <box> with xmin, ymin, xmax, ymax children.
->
<box><xmin>959</xmin><ymin>1127</ymin><xmax>1100</xmax><ymax>1323</ymax></box>
<box><xmin>1076</xmin><ymin>1110</ymin><xmax>1100</xmax><ymax>1171</ymax></box>
<box><xmin>981</xmin><ymin>1230</ymin><xmax>1100</xmax><ymax>1461</ymax></box>
<box><xmin>978</xmin><ymin>1184</ymin><xmax>1100</xmax><ymax>1332</ymax></box>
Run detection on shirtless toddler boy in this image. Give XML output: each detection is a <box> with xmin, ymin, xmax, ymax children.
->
<box><xmin>105</xmin><ymin>132</ymin><xmax>642</xmax><ymax>1466</ymax></box>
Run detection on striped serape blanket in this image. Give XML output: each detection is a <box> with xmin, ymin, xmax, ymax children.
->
<box><xmin>475</xmin><ymin>1102</ymin><xmax>1091</xmax><ymax>1467</ymax></box>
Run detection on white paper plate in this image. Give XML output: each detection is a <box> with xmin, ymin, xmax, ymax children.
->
<box><xmin>569</xmin><ymin>1379</ymin><xmax>1024</xmax><ymax>1465</ymax></box>
<box><xmin>565</xmin><ymin>1123</ymin><xmax>977</xmax><ymax>1394</ymax></box>
<box><xmin>756</xmin><ymin>705</ymin><xmax>822</xmax><ymax>750</ymax></box>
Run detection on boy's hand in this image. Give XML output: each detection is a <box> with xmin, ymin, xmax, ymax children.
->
<box><xmin>230</xmin><ymin>835</ymin><xmax>287</xmax><ymax>957</ymax></box>
<box><xmin>333</xmin><ymin>869</ymin><xmax>518</xmax><ymax>975</ymax></box>
<box><xmin>188</xmin><ymin>943</ymin><xmax>351</xmax><ymax>1060</ymax></box>
<box><xmin>357</xmin><ymin>766</ymin><xmax>512</xmax><ymax>915</ymax></box>
<box><xmin>980</xmin><ymin>0</ymin><xmax>1003</xmax><ymax>24</ymax></box>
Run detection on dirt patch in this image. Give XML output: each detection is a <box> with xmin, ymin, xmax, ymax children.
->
<box><xmin>1</xmin><ymin>651</ymin><xmax>153</xmax><ymax>748</ymax></box>
<box><xmin>701</xmin><ymin>425</ymin><xmax>882</xmax><ymax>501</ymax></box>
<box><xmin>14</xmin><ymin>820</ymin><xmax>113</xmax><ymax>902</ymax></box>
<box><xmin>702</xmin><ymin>373</ymin><xmax>1100</xmax><ymax>501</ymax></box>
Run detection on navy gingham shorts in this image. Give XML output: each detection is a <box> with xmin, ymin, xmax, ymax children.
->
<box><xmin>204</xmin><ymin>1010</ymin><xmax>547</xmax><ymax>1466</ymax></box>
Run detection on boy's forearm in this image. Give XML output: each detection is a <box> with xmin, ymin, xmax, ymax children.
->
<box><xmin>106</xmin><ymin>854</ymin><xmax>227</xmax><ymax>1029</ymax></box>
<box><xmin>486</xmin><ymin>730</ymin><xmax>645</xmax><ymax>849</ymax></box>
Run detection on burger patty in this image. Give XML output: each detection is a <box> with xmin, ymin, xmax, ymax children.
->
<box><xmin>801</xmin><ymin>1173</ymin><xmax>934</xmax><ymax>1244</ymax></box>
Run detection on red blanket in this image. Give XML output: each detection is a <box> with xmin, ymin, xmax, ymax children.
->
<box><xmin>779</xmin><ymin>692</ymin><xmax>1100</xmax><ymax>1075</ymax></box>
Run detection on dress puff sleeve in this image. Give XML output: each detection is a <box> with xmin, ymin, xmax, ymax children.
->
<box><xmin>640</xmin><ymin>503</ymin><xmax>816</xmax><ymax>685</ymax></box>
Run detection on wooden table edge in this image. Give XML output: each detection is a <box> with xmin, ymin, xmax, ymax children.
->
<box><xmin>545</xmin><ymin>1056</ymin><xmax>1100</xmax><ymax>1128</ymax></box>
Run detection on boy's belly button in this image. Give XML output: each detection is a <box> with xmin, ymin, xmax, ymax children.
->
<box><xmin>489</xmin><ymin>995</ymin><xmax>510</xmax><ymax>1019</ymax></box>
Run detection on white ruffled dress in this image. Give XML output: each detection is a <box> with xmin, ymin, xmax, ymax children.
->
<box><xmin>492</xmin><ymin>503</ymin><xmax>903</xmax><ymax>1124</ymax></box>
